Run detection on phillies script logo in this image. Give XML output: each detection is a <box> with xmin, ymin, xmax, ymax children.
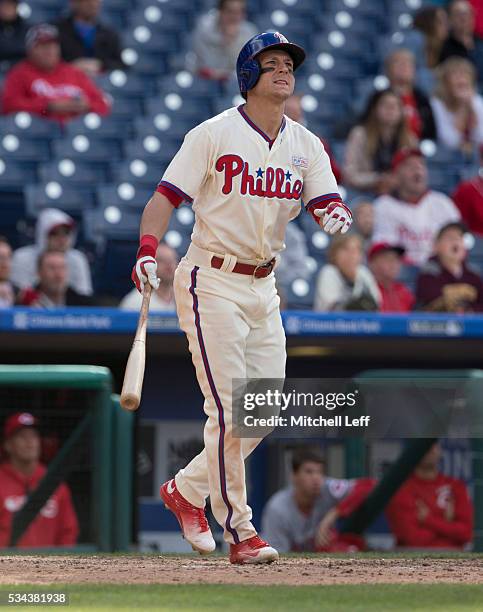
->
<box><xmin>215</xmin><ymin>154</ymin><xmax>303</xmax><ymax>200</ymax></box>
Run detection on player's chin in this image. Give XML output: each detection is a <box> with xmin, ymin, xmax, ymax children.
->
<box><xmin>271</xmin><ymin>84</ymin><xmax>293</xmax><ymax>101</ymax></box>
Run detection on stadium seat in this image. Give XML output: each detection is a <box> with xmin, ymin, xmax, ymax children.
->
<box><xmin>24</xmin><ymin>183</ymin><xmax>95</xmax><ymax>220</ymax></box>
<box><xmin>65</xmin><ymin>114</ymin><xmax>132</xmax><ymax>141</ymax></box>
<box><xmin>0</xmin><ymin>114</ymin><xmax>61</xmax><ymax>140</ymax></box>
<box><xmin>96</xmin><ymin>70</ymin><xmax>155</xmax><ymax>100</ymax></box>
<box><xmin>398</xmin><ymin>264</ymin><xmax>420</xmax><ymax>293</ymax></box>
<box><xmin>96</xmin><ymin>183</ymin><xmax>154</xmax><ymax>211</ymax></box>
<box><xmin>53</xmin><ymin>136</ymin><xmax>122</xmax><ymax>164</ymax></box>
<box><xmin>123</xmin><ymin>136</ymin><xmax>179</xmax><ymax>163</ymax></box>
<box><xmin>112</xmin><ymin>159</ymin><xmax>164</xmax><ymax>188</ymax></box>
<box><xmin>0</xmin><ymin>134</ymin><xmax>50</xmax><ymax>163</ymax></box>
<box><xmin>0</xmin><ymin>158</ymin><xmax>37</xmax><ymax>188</ymax></box>
<box><xmin>285</xmin><ymin>274</ymin><xmax>317</xmax><ymax>310</ymax></box>
<box><xmin>158</xmin><ymin>71</ymin><xmax>222</xmax><ymax>102</ymax></box>
<box><xmin>110</xmin><ymin>98</ymin><xmax>144</xmax><ymax>120</ymax></box>
<box><xmin>39</xmin><ymin>159</ymin><xmax>107</xmax><ymax>188</ymax></box>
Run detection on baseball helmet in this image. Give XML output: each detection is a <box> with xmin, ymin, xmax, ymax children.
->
<box><xmin>236</xmin><ymin>32</ymin><xmax>306</xmax><ymax>98</ymax></box>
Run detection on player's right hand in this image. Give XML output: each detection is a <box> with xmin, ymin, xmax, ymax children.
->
<box><xmin>132</xmin><ymin>256</ymin><xmax>160</xmax><ymax>293</ymax></box>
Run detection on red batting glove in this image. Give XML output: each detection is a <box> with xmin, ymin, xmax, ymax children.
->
<box><xmin>132</xmin><ymin>234</ymin><xmax>160</xmax><ymax>293</ymax></box>
<box><xmin>313</xmin><ymin>201</ymin><xmax>353</xmax><ymax>235</ymax></box>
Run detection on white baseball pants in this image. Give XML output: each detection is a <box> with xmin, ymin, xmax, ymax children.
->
<box><xmin>172</xmin><ymin>243</ymin><xmax>286</xmax><ymax>544</ymax></box>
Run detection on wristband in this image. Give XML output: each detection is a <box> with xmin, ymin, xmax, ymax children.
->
<box><xmin>136</xmin><ymin>234</ymin><xmax>158</xmax><ymax>260</ymax></box>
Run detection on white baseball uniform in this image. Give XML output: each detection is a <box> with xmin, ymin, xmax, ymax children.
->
<box><xmin>156</xmin><ymin>105</ymin><xmax>340</xmax><ymax>544</ymax></box>
<box><xmin>373</xmin><ymin>190</ymin><xmax>461</xmax><ymax>266</ymax></box>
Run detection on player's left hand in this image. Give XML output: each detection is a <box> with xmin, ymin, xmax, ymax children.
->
<box><xmin>314</xmin><ymin>202</ymin><xmax>352</xmax><ymax>235</ymax></box>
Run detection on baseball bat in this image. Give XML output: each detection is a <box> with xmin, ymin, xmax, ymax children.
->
<box><xmin>120</xmin><ymin>283</ymin><xmax>152</xmax><ymax>411</ymax></box>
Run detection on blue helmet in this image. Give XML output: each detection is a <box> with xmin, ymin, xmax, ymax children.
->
<box><xmin>236</xmin><ymin>32</ymin><xmax>305</xmax><ymax>99</ymax></box>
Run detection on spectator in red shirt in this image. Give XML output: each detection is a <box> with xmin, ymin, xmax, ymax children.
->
<box><xmin>368</xmin><ymin>242</ymin><xmax>415</xmax><ymax>312</ymax></box>
<box><xmin>386</xmin><ymin>442</ymin><xmax>473</xmax><ymax>549</ymax></box>
<box><xmin>452</xmin><ymin>145</ymin><xmax>483</xmax><ymax>235</ymax></box>
<box><xmin>1</xmin><ymin>23</ymin><xmax>110</xmax><ymax>123</ymax></box>
<box><xmin>385</xmin><ymin>48</ymin><xmax>436</xmax><ymax>141</ymax></box>
<box><xmin>415</xmin><ymin>221</ymin><xmax>483</xmax><ymax>312</ymax></box>
<box><xmin>0</xmin><ymin>412</ymin><xmax>79</xmax><ymax>548</ymax></box>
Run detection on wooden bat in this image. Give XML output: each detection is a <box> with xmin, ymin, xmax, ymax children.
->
<box><xmin>120</xmin><ymin>283</ymin><xmax>152</xmax><ymax>411</ymax></box>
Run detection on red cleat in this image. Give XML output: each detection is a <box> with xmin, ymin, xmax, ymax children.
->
<box><xmin>229</xmin><ymin>535</ymin><xmax>279</xmax><ymax>565</ymax></box>
<box><xmin>160</xmin><ymin>479</ymin><xmax>215</xmax><ymax>554</ymax></box>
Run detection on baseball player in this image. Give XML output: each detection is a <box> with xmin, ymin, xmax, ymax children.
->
<box><xmin>131</xmin><ymin>32</ymin><xmax>352</xmax><ymax>564</ymax></box>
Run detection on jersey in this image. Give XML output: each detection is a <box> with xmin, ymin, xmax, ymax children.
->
<box><xmin>260</xmin><ymin>478</ymin><xmax>354</xmax><ymax>552</ymax></box>
<box><xmin>385</xmin><ymin>473</ymin><xmax>473</xmax><ymax>549</ymax></box>
<box><xmin>372</xmin><ymin>190</ymin><xmax>460</xmax><ymax>266</ymax></box>
<box><xmin>157</xmin><ymin>105</ymin><xmax>340</xmax><ymax>264</ymax></box>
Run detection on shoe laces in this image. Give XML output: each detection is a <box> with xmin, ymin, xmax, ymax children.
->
<box><xmin>248</xmin><ymin>535</ymin><xmax>268</xmax><ymax>549</ymax></box>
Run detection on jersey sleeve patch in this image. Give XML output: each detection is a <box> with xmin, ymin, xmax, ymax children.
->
<box><xmin>156</xmin><ymin>180</ymin><xmax>194</xmax><ymax>208</ymax></box>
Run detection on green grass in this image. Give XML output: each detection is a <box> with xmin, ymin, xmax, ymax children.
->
<box><xmin>1</xmin><ymin>584</ymin><xmax>483</xmax><ymax>612</ymax></box>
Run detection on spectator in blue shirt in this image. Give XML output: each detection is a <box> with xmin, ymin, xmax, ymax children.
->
<box><xmin>55</xmin><ymin>0</ymin><xmax>124</xmax><ymax>76</ymax></box>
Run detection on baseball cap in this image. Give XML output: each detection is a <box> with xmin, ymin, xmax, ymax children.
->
<box><xmin>3</xmin><ymin>412</ymin><xmax>38</xmax><ymax>440</ymax></box>
<box><xmin>391</xmin><ymin>147</ymin><xmax>424</xmax><ymax>171</ymax></box>
<box><xmin>368</xmin><ymin>242</ymin><xmax>405</xmax><ymax>260</ymax></box>
<box><xmin>25</xmin><ymin>24</ymin><xmax>59</xmax><ymax>50</ymax></box>
<box><xmin>436</xmin><ymin>221</ymin><xmax>467</xmax><ymax>240</ymax></box>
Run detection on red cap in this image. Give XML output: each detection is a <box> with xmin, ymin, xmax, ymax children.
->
<box><xmin>368</xmin><ymin>242</ymin><xmax>405</xmax><ymax>260</ymax></box>
<box><xmin>3</xmin><ymin>412</ymin><xmax>38</xmax><ymax>440</ymax></box>
<box><xmin>391</xmin><ymin>147</ymin><xmax>424</xmax><ymax>171</ymax></box>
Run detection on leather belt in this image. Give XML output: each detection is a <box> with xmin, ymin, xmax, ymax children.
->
<box><xmin>211</xmin><ymin>256</ymin><xmax>276</xmax><ymax>278</ymax></box>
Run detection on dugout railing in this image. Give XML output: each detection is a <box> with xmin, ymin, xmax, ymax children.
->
<box><xmin>0</xmin><ymin>365</ymin><xmax>133</xmax><ymax>552</ymax></box>
<box><xmin>344</xmin><ymin>370</ymin><xmax>483</xmax><ymax>551</ymax></box>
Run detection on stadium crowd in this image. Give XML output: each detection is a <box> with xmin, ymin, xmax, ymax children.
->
<box><xmin>0</xmin><ymin>0</ymin><xmax>481</xmax><ymax>314</ymax></box>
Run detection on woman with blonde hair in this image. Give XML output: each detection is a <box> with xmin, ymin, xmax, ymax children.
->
<box><xmin>430</xmin><ymin>57</ymin><xmax>483</xmax><ymax>153</ymax></box>
<box><xmin>314</xmin><ymin>234</ymin><xmax>380</xmax><ymax>311</ymax></box>
<box><xmin>343</xmin><ymin>89</ymin><xmax>416</xmax><ymax>195</ymax></box>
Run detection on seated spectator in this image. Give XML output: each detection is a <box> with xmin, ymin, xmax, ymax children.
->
<box><xmin>2</xmin><ymin>24</ymin><xmax>111</xmax><ymax>123</ymax></box>
<box><xmin>368</xmin><ymin>242</ymin><xmax>415</xmax><ymax>313</ymax></box>
<box><xmin>314</xmin><ymin>477</ymin><xmax>377</xmax><ymax>552</ymax></box>
<box><xmin>415</xmin><ymin>222</ymin><xmax>483</xmax><ymax>312</ymax></box>
<box><xmin>314</xmin><ymin>234</ymin><xmax>380</xmax><ymax>311</ymax></box>
<box><xmin>12</xmin><ymin>208</ymin><xmax>92</xmax><ymax>296</ymax></box>
<box><xmin>350</xmin><ymin>197</ymin><xmax>374</xmax><ymax>250</ymax></box>
<box><xmin>275</xmin><ymin>222</ymin><xmax>311</xmax><ymax>291</ymax></box>
<box><xmin>373</xmin><ymin>148</ymin><xmax>461</xmax><ymax>265</ymax></box>
<box><xmin>261</xmin><ymin>447</ymin><xmax>356</xmax><ymax>553</ymax></box>
<box><xmin>413</xmin><ymin>6</ymin><xmax>449</xmax><ymax>69</ymax></box>
<box><xmin>0</xmin><ymin>0</ymin><xmax>29</xmax><ymax>70</ymax></box>
<box><xmin>189</xmin><ymin>0</ymin><xmax>256</xmax><ymax>80</ymax></box>
<box><xmin>439</xmin><ymin>0</ymin><xmax>478</xmax><ymax>68</ymax></box>
<box><xmin>17</xmin><ymin>250</ymin><xmax>95</xmax><ymax>308</ymax></box>
<box><xmin>0</xmin><ymin>412</ymin><xmax>79</xmax><ymax>547</ymax></box>
<box><xmin>343</xmin><ymin>89</ymin><xmax>415</xmax><ymax>195</ymax></box>
<box><xmin>285</xmin><ymin>94</ymin><xmax>342</xmax><ymax>183</ymax></box>
<box><xmin>55</xmin><ymin>0</ymin><xmax>124</xmax><ymax>76</ymax></box>
<box><xmin>0</xmin><ymin>236</ymin><xmax>16</xmax><ymax>308</ymax></box>
<box><xmin>386</xmin><ymin>442</ymin><xmax>473</xmax><ymax>549</ymax></box>
<box><xmin>452</xmin><ymin>145</ymin><xmax>483</xmax><ymax>235</ymax></box>
<box><xmin>120</xmin><ymin>243</ymin><xmax>177</xmax><ymax>311</ymax></box>
<box><xmin>431</xmin><ymin>57</ymin><xmax>483</xmax><ymax>153</ymax></box>
<box><xmin>385</xmin><ymin>48</ymin><xmax>436</xmax><ymax>141</ymax></box>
